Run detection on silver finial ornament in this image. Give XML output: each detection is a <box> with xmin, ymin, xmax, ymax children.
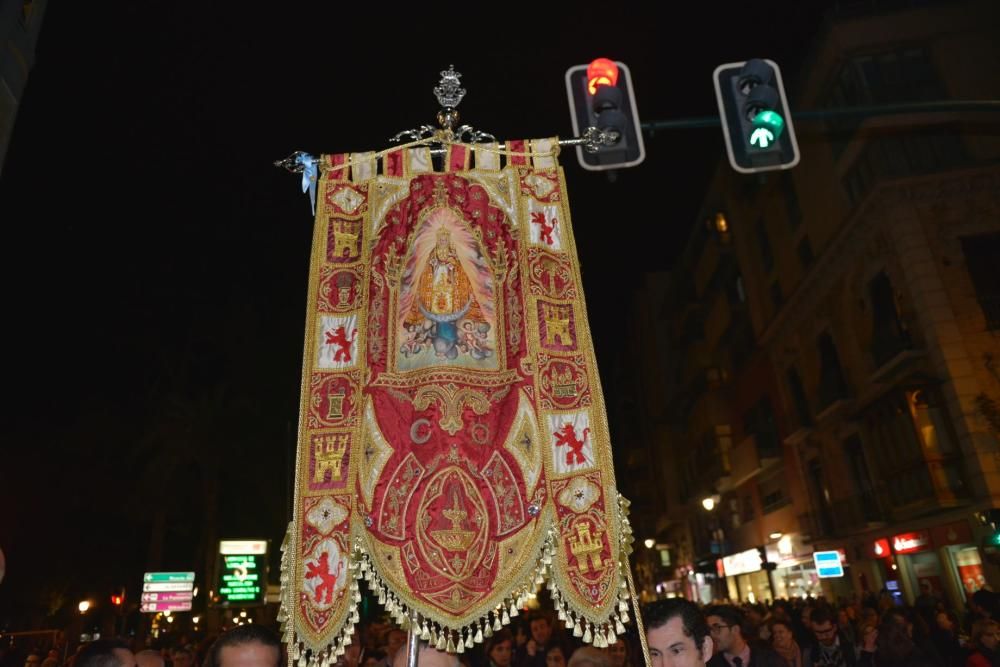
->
<box><xmin>434</xmin><ymin>65</ymin><xmax>466</xmax><ymax>109</ymax></box>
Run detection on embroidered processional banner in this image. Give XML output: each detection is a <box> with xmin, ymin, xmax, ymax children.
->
<box><xmin>280</xmin><ymin>139</ymin><xmax>637</xmax><ymax>665</ymax></box>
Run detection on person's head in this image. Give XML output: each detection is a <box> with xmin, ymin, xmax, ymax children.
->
<box><xmin>529</xmin><ymin>616</ymin><xmax>552</xmax><ymax>645</ymax></box>
<box><xmin>972</xmin><ymin>619</ymin><xmax>1000</xmax><ymax>652</ymax></box>
<box><xmin>390</xmin><ymin>645</ymin><xmax>457</xmax><ymax>667</ymax></box>
<box><xmin>643</xmin><ymin>599</ymin><xmax>712</xmax><ymax>667</ymax></box>
<box><xmin>876</xmin><ymin>614</ymin><xmax>915</xmax><ymax>662</ymax></box>
<box><xmin>339</xmin><ymin>632</ymin><xmax>362</xmax><ymax>667</ymax></box>
<box><xmin>484</xmin><ymin>630</ymin><xmax>513</xmax><ymax>667</ymax></box>
<box><xmin>704</xmin><ymin>606</ymin><xmax>745</xmax><ymax>655</ymax></box>
<box><xmin>936</xmin><ymin>611</ymin><xmax>956</xmax><ymax>633</ymax></box>
<box><xmin>25</xmin><ymin>656</ymin><xmax>42</xmax><ymax>667</ymax></box>
<box><xmin>768</xmin><ymin>620</ymin><xmax>794</xmax><ymax>650</ymax></box>
<box><xmin>136</xmin><ymin>650</ymin><xmax>165</xmax><ymax>667</ymax></box>
<box><xmin>545</xmin><ymin>643</ymin><xmax>569</xmax><ymax>667</ymax></box>
<box><xmin>809</xmin><ymin>607</ymin><xmax>838</xmax><ymax>648</ymax></box>
<box><xmin>171</xmin><ymin>648</ymin><xmax>194</xmax><ymax>667</ymax></box>
<box><xmin>209</xmin><ymin>625</ymin><xmax>281</xmax><ymax>667</ymax></box>
<box><xmin>604</xmin><ymin>639</ymin><xmax>627</xmax><ymax>667</ymax></box>
<box><xmin>567</xmin><ymin>647</ymin><xmax>609</xmax><ymax>667</ymax></box>
<box><xmin>77</xmin><ymin>640</ymin><xmax>136</xmax><ymax>667</ymax></box>
<box><xmin>47</xmin><ymin>651</ymin><xmax>60</xmax><ymax>661</ymax></box>
<box><xmin>383</xmin><ymin>630</ymin><xmax>406</xmax><ymax>660</ymax></box>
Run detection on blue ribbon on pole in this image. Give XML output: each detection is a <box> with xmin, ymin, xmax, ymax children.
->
<box><xmin>296</xmin><ymin>153</ymin><xmax>318</xmax><ymax>215</ymax></box>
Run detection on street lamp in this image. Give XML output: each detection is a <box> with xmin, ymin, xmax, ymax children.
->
<box><xmin>78</xmin><ymin>601</ymin><xmax>91</xmax><ymax>613</ymax></box>
<box><xmin>644</xmin><ymin>538</ymin><xmax>655</xmax><ymax>549</ymax></box>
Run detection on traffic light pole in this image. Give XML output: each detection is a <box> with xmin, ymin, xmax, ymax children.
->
<box><xmin>644</xmin><ymin>99</ymin><xmax>1000</xmax><ymax>132</ymax></box>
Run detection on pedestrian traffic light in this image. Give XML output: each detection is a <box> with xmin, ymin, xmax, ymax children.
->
<box><xmin>565</xmin><ymin>58</ymin><xmax>645</xmax><ymax>171</ymax></box>
<box><xmin>713</xmin><ymin>58</ymin><xmax>799</xmax><ymax>173</ymax></box>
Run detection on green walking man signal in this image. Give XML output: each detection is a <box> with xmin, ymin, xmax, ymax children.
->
<box><xmin>713</xmin><ymin>59</ymin><xmax>799</xmax><ymax>173</ymax></box>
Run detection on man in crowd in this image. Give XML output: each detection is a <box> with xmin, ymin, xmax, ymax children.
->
<box><xmin>802</xmin><ymin>606</ymin><xmax>858</xmax><ymax>667</ymax></box>
<box><xmin>643</xmin><ymin>598</ymin><xmax>713</xmax><ymax>667</ymax></box>
<box><xmin>210</xmin><ymin>626</ymin><xmax>281</xmax><ymax>667</ymax></box>
<box><xmin>76</xmin><ymin>641</ymin><xmax>136</xmax><ymax>667</ymax></box>
<box><xmin>135</xmin><ymin>651</ymin><xmax>164</xmax><ymax>667</ymax></box>
<box><xmin>516</xmin><ymin>614</ymin><xmax>555</xmax><ymax>667</ymax></box>
<box><xmin>704</xmin><ymin>605</ymin><xmax>784</xmax><ymax>667</ymax></box>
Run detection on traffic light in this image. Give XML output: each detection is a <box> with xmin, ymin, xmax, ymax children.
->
<box><xmin>713</xmin><ymin>58</ymin><xmax>799</xmax><ymax>173</ymax></box>
<box><xmin>565</xmin><ymin>58</ymin><xmax>645</xmax><ymax>171</ymax></box>
<box><xmin>111</xmin><ymin>594</ymin><xmax>123</xmax><ymax>606</ymax></box>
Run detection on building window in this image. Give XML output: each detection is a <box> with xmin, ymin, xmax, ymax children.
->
<box><xmin>906</xmin><ymin>388</ymin><xmax>958</xmax><ymax>458</ymax></box>
<box><xmin>869</xmin><ymin>270</ymin><xmax>911</xmax><ymax>368</ymax></box>
<box><xmin>961</xmin><ymin>234</ymin><xmax>1000</xmax><ymax>330</ymax></box>
<box><xmin>744</xmin><ymin>396</ymin><xmax>780</xmax><ymax>459</ymax></box>
<box><xmin>757</xmin><ymin>218</ymin><xmax>774</xmax><ymax>274</ymax></box>
<box><xmin>760</xmin><ymin>471</ymin><xmax>790</xmax><ymax>514</ymax></box>
<box><xmin>787</xmin><ymin>366</ymin><xmax>812</xmax><ymax>430</ymax></box>
<box><xmin>842</xmin><ymin>128</ymin><xmax>967</xmax><ymax>208</ymax></box>
<box><xmin>823</xmin><ymin>46</ymin><xmax>944</xmax><ymax>157</ymax></box>
<box><xmin>797</xmin><ymin>237</ymin><xmax>814</xmax><ymax>270</ymax></box>
<box><xmin>843</xmin><ymin>434</ymin><xmax>882</xmax><ymax>522</ymax></box>
<box><xmin>817</xmin><ymin>332</ymin><xmax>850</xmax><ymax>409</ymax></box>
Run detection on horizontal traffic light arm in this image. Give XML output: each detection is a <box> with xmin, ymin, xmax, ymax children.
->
<box><xmin>643</xmin><ymin>99</ymin><xmax>1000</xmax><ymax>132</ymax></box>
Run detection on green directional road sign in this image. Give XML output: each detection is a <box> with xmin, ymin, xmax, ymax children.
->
<box><xmin>143</xmin><ymin>572</ymin><xmax>195</xmax><ymax>583</ymax></box>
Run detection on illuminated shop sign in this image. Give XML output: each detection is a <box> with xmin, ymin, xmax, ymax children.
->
<box><xmin>892</xmin><ymin>531</ymin><xmax>930</xmax><ymax>554</ymax></box>
<box><xmin>873</xmin><ymin>538</ymin><xmax>891</xmax><ymax>558</ymax></box>
<box><xmin>722</xmin><ymin>548</ymin><xmax>764</xmax><ymax>576</ymax></box>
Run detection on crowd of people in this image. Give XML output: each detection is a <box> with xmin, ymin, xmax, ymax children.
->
<box><xmin>5</xmin><ymin>589</ymin><xmax>1000</xmax><ymax>667</ymax></box>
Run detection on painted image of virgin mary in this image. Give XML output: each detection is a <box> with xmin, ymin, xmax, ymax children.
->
<box><xmin>404</xmin><ymin>226</ymin><xmax>491</xmax><ymax>361</ymax></box>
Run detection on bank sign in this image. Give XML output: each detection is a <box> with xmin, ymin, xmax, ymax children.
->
<box><xmin>216</xmin><ymin>540</ymin><xmax>267</xmax><ymax>607</ymax></box>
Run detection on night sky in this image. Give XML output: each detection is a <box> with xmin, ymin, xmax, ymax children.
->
<box><xmin>0</xmin><ymin>2</ymin><xmax>827</xmax><ymax>623</ymax></box>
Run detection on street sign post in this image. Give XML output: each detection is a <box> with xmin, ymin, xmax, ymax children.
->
<box><xmin>140</xmin><ymin>572</ymin><xmax>195</xmax><ymax>612</ymax></box>
<box><xmin>814</xmin><ymin>551</ymin><xmax>845</xmax><ymax>578</ymax></box>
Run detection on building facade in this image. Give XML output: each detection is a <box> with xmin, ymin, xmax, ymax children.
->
<box><xmin>633</xmin><ymin>0</ymin><xmax>1000</xmax><ymax>609</ymax></box>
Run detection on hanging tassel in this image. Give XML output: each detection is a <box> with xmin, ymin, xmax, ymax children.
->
<box><xmin>620</xmin><ymin>610</ymin><xmax>630</xmax><ymax>624</ymax></box>
<box><xmin>501</xmin><ymin>609</ymin><xmax>510</xmax><ymax>625</ymax></box>
<box><xmin>297</xmin><ymin>655</ymin><xmax>307</xmax><ymax>667</ymax></box>
<box><xmin>573</xmin><ymin>619</ymin><xmax>583</xmax><ymax>638</ymax></box>
<box><xmin>446</xmin><ymin>633</ymin><xmax>456</xmax><ymax>653</ymax></box>
<box><xmin>475</xmin><ymin>623</ymin><xmax>484</xmax><ymax>644</ymax></box>
<box><xmin>465</xmin><ymin>629</ymin><xmax>474</xmax><ymax>649</ymax></box>
<box><xmin>607</xmin><ymin>627</ymin><xmax>617</xmax><ymax>645</ymax></box>
<box><xmin>292</xmin><ymin>645</ymin><xmax>302</xmax><ymax>661</ymax></box>
<box><xmin>421</xmin><ymin>622</ymin><xmax>431</xmax><ymax>641</ymax></box>
<box><xmin>615</xmin><ymin>618</ymin><xmax>627</xmax><ymax>635</ymax></box>
<box><xmin>493</xmin><ymin>612</ymin><xmax>502</xmax><ymax>631</ymax></box>
<box><xmin>510</xmin><ymin>602</ymin><xmax>519</xmax><ymax>617</ymax></box>
<box><xmin>436</xmin><ymin>633</ymin><xmax>447</xmax><ymax>651</ymax></box>
<box><xmin>583</xmin><ymin>623</ymin><xmax>592</xmax><ymax>644</ymax></box>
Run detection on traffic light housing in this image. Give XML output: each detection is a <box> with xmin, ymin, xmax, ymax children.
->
<box><xmin>713</xmin><ymin>59</ymin><xmax>799</xmax><ymax>173</ymax></box>
<box><xmin>565</xmin><ymin>58</ymin><xmax>645</xmax><ymax>171</ymax></box>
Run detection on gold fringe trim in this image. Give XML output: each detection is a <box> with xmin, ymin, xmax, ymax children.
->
<box><xmin>282</xmin><ymin>494</ymin><xmax>638</xmax><ymax>656</ymax></box>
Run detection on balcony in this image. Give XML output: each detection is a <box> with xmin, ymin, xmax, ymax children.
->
<box><xmin>885</xmin><ymin>457</ymin><xmax>968</xmax><ymax>520</ymax></box>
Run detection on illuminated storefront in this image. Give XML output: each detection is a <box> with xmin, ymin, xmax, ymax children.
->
<box><xmin>722</xmin><ymin>547</ymin><xmax>773</xmax><ymax>603</ymax></box>
<box><xmin>766</xmin><ymin>534</ymin><xmax>821</xmax><ymax>599</ymax></box>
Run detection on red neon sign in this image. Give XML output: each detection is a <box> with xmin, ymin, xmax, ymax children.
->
<box><xmin>892</xmin><ymin>531</ymin><xmax>930</xmax><ymax>554</ymax></box>
<box><xmin>873</xmin><ymin>538</ymin><xmax>891</xmax><ymax>558</ymax></box>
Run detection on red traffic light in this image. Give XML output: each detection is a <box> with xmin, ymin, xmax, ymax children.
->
<box><xmin>111</xmin><ymin>595</ymin><xmax>123</xmax><ymax>606</ymax></box>
<box><xmin>586</xmin><ymin>58</ymin><xmax>618</xmax><ymax>95</ymax></box>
